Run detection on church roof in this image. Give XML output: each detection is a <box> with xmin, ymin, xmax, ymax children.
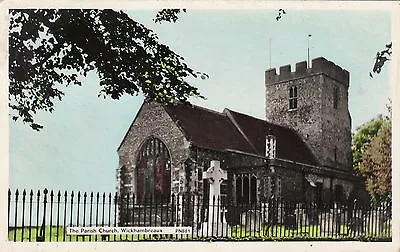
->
<box><xmin>225</xmin><ymin>109</ymin><xmax>319</xmax><ymax>165</ymax></box>
<box><xmin>164</xmin><ymin>103</ymin><xmax>256</xmax><ymax>154</ymax></box>
<box><xmin>164</xmin><ymin>103</ymin><xmax>319</xmax><ymax>166</ymax></box>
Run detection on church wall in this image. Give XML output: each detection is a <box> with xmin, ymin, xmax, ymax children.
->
<box><xmin>270</xmin><ymin>159</ymin><xmax>357</xmax><ymax>204</ymax></box>
<box><xmin>185</xmin><ymin>148</ymin><xmax>265</xmax><ymax>200</ymax></box>
<box><xmin>186</xmin><ymin>147</ymin><xmax>228</xmax><ymax>197</ymax></box>
<box><xmin>227</xmin><ymin>152</ymin><xmax>265</xmax><ymax>167</ymax></box>
<box><xmin>186</xmin><ymin>148</ymin><xmax>270</xmax><ymax>204</ymax></box>
<box><xmin>117</xmin><ymin>102</ymin><xmax>192</xmax><ymax>197</ymax></box>
<box><xmin>331</xmin><ymin>178</ymin><xmax>355</xmax><ymax>200</ymax></box>
<box><xmin>272</xmin><ymin>164</ymin><xmax>304</xmax><ymax>202</ymax></box>
<box><xmin>226</xmin><ymin>152</ymin><xmax>267</xmax><ymax>203</ymax></box>
<box><xmin>320</xmin><ymin>76</ymin><xmax>352</xmax><ymax>170</ymax></box>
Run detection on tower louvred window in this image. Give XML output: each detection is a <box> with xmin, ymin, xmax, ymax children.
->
<box><xmin>136</xmin><ymin>137</ymin><xmax>171</xmax><ymax>203</ymax></box>
<box><xmin>289</xmin><ymin>86</ymin><xmax>298</xmax><ymax>110</ymax></box>
<box><xmin>333</xmin><ymin>86</ymin><xmax>339</xmax><ymax>109</ymax></box>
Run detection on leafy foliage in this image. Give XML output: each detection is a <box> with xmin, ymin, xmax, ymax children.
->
<box><xmin>359</xmin><ymin>123</ymin><xmax>391</xmax><ymax>203</ymax></box>
<box><xmin>153</xmin><ymin>9</ymin><xmax>186</xmax><ymax>23</ymax></box>
<box><xmin>369</xmin><ymin>42</ymin><xmax>392</xmax><ymax>78</ymax></box>
<box><xmin>352</xmin><ymin>120</ymin><xmax>389</xmax><ymax>176</ymax></box>
<box><xmin>275</xmin><ymin>9</ymin><xmax>286</xmax><ymax>21</ymax></box>
<box><xmin>9</xmin><ymin>9</ymin><xmax>206</xmax><ymax>130</ymax></box>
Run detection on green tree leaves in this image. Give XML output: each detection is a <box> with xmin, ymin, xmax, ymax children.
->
<box><xmin>351</xmin><ymin>120</ymin><xmax>389</xmax><ymax>176</ymax></box>
<box><xmin>359</xmin><ymin>123</ymin><xmax>391</xmax><ymax>203</ymax></box>
<box><xmin>352</xmin><ymin>118</ymin><xmax>391</xmax><ymax>203</ymax></box>
<box><xmin>9</xmin><ymin>9</ymin><xmax>206</xmax><ymax>131</ymax></box>
<box><xmin>369</xmin><ymin>42</ymin><xmax>392</xmax><ymax>78</ymax></box>
<box><xmin>153</xmin><ymin>9</ymin><xmax>186</xmax><ymax>24</ymax></box>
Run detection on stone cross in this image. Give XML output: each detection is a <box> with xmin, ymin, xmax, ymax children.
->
<box><xmin>203</xmin><ymin>160</ymin><xmax>227</xmax><ymax>202</ymax></box>
<box><xmin>200</xmin><ymin>160</ymin><xmax>230</xmax><ymax>236</ymax></box>
<box><xmin>202</xmin><ymin>160</ymin><xmax>229</xmax><ymax>235</ymax></box>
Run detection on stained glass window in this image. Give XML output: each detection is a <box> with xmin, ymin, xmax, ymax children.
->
<box><xmin>136</xmin><ymin>137</ymin><xmax>171</xmax><ymax>203</ymax></box>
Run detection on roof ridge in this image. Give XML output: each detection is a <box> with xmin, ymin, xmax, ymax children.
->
<box><xmin>224</xmin><ymin>108</ymin><xmax>292</xmax><ymax>130</ymax></box>
<box><xmin>166</xmin><ymin>102</ymin><xmax>227</xmax><ymax>116</ymax></box>
<box><xmin>224</xmin><ymin>109</ymin><xmax>261</xmax><ymax>155</ymax></box>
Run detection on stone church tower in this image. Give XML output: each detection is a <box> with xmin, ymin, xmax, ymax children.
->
<box><xmin>265</xmin><ymin>57</ymin><xmax>352</xmax><ymax>171</ymax></box>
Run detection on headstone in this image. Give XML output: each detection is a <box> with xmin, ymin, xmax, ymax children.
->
<box><xmin>284</xmin><ymin>213</ymin><xmax>297</xmax><ymax>230</ymax></box>
<box><xmin>200</xmin><ymin>160</ymin><xmax>231</xmax><ymax>237</ymax></box>
<box><xmin>241</xmin><ymin>210</ymin><xmax>263</xmax><ymax>233</ymax></box>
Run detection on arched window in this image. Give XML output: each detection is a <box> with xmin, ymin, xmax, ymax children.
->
<box><xmin>136</xmin><ymin>137</ymin><xmax>171</xmax><ymax>203</ymax></box>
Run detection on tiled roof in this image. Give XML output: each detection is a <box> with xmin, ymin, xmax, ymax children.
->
<box><xmin>225</xmin><ymin>109</ymin><xmax>319</xmax><ymax>165</ymax></box>
<box><xmin>164</xmin><ymin>103</ymin><xmax>255</xmax><ymax>154</ymax></box>
<box><xmin>164</xmin><ymin>103</ymin><xmax>319</xmax><ymax>166</ymax></box>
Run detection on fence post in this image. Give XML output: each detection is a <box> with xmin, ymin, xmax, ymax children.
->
<box><xmin>21</xmin><ymin>190</ymin><xmax>26</xmax><ymax>242</ymax></box>
<box><xmin>95</xmin><ymin>192</ymin><xmax>99</xmax><ymax>241</ymax></box>
<box><xmin>63</xmin><ymin>191</ymin><xmax>67</xmax><ymax>242</ymax></box>
<box><xmin>69</xmin><ymin>191</ymin><xmax>74</xmax><ymax>242</ymax></box>
<box><xmin>83</xmin><ymin>192</ymin><xmax>87</xmax><ymax>230</ymax></box>
<box><xmin>76</xmin><ymin>191</ymin><xmax>81</xmax><ymax>242</ymax></box>
<box><xmin>125</xmin><ymin>193</ymin><xmax>130</xmax><ymax>241</ymax></box>
<box><xmin>37</xmin><ymin>188</ymin><xmax>48</xmax><ymax>242</ymax></box>
<box><xmin>49</xmin><ymin>190</ymin><xmax>54</xmax><ymax>242</ymax></box>
<box><xmin>89</xmin><ymin>192</ymin><xmax>93</xmax><ymax>242</ymax></box>
<box><xmin>102</xmin><ymin>193</ymin><xmax>106</xmax><ymax>228</ymax></box>
<box><xmin>191</xmin><ymin>194</ymin><xmax>195</xmax><ymax>239</ymax></box>
<box><xmin>13</xmin><ymin>189</ymin><xmax>19</xmax><ymax>242</ymax></box>
<box><xmin>149</xmin><ymin>195</ymin><xmax>153</xmax><ymax>227</ymax></box>
<box><xmin>8</xmin><ymin>189</ymin><xmax>11</xmax><ymax>236</ymax></box>
<box><xmin>56</xmin><ymin>191</ymin><xmax>61</xmax><ymax>241</ymax></box>
<box><xmin>29</xmin><ymin>190</ymin><xmax>33</xmax><ymax>242</ymax></box>
<box><xmin>108</xmin><ymin>193</ymin><xmax>112</xmax><ymax>237</ymax></box>
<box><xmin>114</xmin><ymin>192</ymin><xmax>118</xmax><ymax>241</ymax></box>
<box><xmin>101</xmin><ymin>193</ymin><xmax>106</xmax><ymax>241</ymax></box>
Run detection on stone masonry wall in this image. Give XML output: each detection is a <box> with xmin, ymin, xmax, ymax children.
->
<box><xmin>117</xmin><ymin>102</ymin><xmax>192</xmax><ymax>196</ymax></box>
<box><xmin>321</xmin><ymin>76</ymin><xmax>352</xmax><ymax>169</ymax></box>
<box><xmin>265</xmin><ymin>73</ymin><xmax>324</xmax><ymax>165</ymax></box>
<box><xmin>265</xmin><ymin>57</ymin><xmax>352</xmax><ymax>171</ymax></box>
<box><xmin>271</xmin><ymin>159</ymin><xmax>358</xmax><ymax>203</ymax></box>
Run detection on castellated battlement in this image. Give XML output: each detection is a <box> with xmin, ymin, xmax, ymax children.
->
<box><xmin>265</xmin><ymin>57</ymin><xmax>349</xmax><ymax>86</ymax></box>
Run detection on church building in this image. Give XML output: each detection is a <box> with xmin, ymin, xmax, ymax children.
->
<box><xmin>116</xmin><ymin>57</ymin><xmax>366</xmax><ymax>211</ymax></box>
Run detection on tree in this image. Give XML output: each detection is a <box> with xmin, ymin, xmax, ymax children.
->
<box><xmin>9</xmin><ymin>9</ymin><xmax>206</xmax><ymax>131</ymax></box>
<box><xmin>370</xmin><ymin>42</ymin><xmax>392</xmax><ymax>78</ymax></box>
<box><xmin>359</xmin><ymin>123</ymin><xmax>391</xmax><ymax>203</ymax></box>
<box><xmin>351</xmin><ymin>120</ymin><xmax>390</xmax><ymax>176</ymax></box>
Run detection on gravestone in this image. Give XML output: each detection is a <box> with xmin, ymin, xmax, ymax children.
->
<box><xmin>241</xmin><ymin>210</ymin><xmax>262</xmax><ymax>233</ymax></box>
<box><xmin>201</xmin><ymin>160</ymin><xmax>231</xmax><ymax>237</ymax></box>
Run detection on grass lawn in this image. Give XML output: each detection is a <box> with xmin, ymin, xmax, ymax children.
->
<box><xmin>8</xmin><ymin>226</ymin><xmax>198</xmax><ymax>242</ymax></box>
<box><xmin>8</xmin><ymin>224</ymin><xmax>392</xmax><ymax>242</ymax></box>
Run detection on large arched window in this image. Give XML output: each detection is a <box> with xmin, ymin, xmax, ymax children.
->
<box><xmin>136</xmin><ymin>137</ymin><xmax>171</xmax><ymax>203</ymax></box>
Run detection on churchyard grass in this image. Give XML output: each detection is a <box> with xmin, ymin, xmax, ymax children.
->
<box><xmin>9</xmin><ymin>222</ymin><xmax>392</xmax><ymax>242</ymax></box>
<box><xmin>230</xmin><ymin>223</ymin><xmax>391</xmax><ymax>239</ymax></box>
<box><xmin>8</xmin><ymin>226</ymin><xmax>183</xmax><ymax>242</ymax></box>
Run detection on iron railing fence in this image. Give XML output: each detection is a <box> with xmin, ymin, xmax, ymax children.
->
<box><xmin>8</xmin><ymin>188</ymin><xmax>392</xmax><ymax>242</ymax></box>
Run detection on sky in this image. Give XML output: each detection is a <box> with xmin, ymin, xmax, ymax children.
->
<box><xmin>8</xmin><ymin>8</ymin><xmax>392</xmax><ymax>195</ymax></box>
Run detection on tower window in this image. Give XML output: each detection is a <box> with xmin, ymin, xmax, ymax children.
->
<box><xmin>333</xmin><ymin>87</ymin><xmax>338</xmax><ymax>109</ymax></box>
<box><xmin>334</xmin><ymin>146</ymin><xmax>337</xmax><ymax>162</ymax></box>
<box><xmin>289</xmin><ymin>86</ymin><xmax>298</xmax><ymax>110</ymax></box>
